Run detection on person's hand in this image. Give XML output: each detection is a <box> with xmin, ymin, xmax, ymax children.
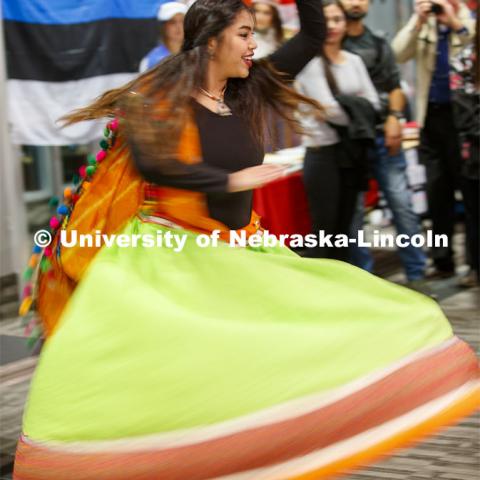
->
<box><xmin>431</xmin><ymin>0</ymin><xmax>462</xmax><ymax>29</ymax></box>
<box><xmin>384</xmin><ymin>116</ymin><xmax>403</xmax><ymax>156</ymax></box>
<box><xmin>228</xmin><ymin>164</ymin><xmax>288</xmax><ymax>192</ymax></box>
<box><xmin>415</xmin><ymin>0</ymin><xmax>432</xmax><ymax>26</ymax></box>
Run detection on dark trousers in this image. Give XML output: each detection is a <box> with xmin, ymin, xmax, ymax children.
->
<box><xmin>461</xmin><ymin>177</ymin><xmax>479</xmax><ymax>274</ymax></box>
<box><xmin>303</xmin><ymin>145</ymin><xmax>359</xmax><ymax>261</ymax></box>
<box><xmin>419</xmin><ymin>103</ymin><xmax>461</xmax><ymax>271</ymax></box>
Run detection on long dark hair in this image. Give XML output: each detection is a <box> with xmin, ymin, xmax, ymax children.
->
<box><xmin>475</xmin><ymin>11</ymin><xmax>479</xmax><ymax>90</ymax></box>
<box><xmin>320</xmin><ymin>0</ymin><xmax>347</xmax><ymax>96</ymax></box>
<box><xmin>62</xmin><ymin>0</ymin><xmax>322</xmax><ymax>161</ymax></box>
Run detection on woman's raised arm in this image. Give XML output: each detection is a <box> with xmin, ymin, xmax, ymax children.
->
<box><xmin>267</xmin><ymin>0</ymin><xmax>326</xmax><ymax>80</ymax></box>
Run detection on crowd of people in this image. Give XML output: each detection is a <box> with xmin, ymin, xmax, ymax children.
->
<box><xmin>141</xmin><ymin>0</ymin><xmax>478</xmax><ymax>291</ymax></box>
<box><xmin>14</xmin><ymin>1</ymin><xmax>479</xmax><ymax>479</ymax></box>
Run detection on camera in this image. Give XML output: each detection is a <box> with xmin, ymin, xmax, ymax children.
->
<box><xmin>430</xmin><ymin>3</ymin><xmax>444</xmax><ymax>14</ymax></box>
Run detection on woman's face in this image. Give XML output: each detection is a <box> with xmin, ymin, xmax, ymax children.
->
<box><xmin>253</xmin><ymin>3</ymin><xmax>275</xmax><ymax>32</ymax></box>
<box><xmin>324</xmin><ymin>4</ymin><xmax>347</xmax><ymax>46</ymax></box>
<box><xmin>163</xmin><ymin>13</ymin><xmax>185</xmax><ymax>44</ymax></box>
<box><xmin>209</xmin><ymin>10</ymin><xmax>257</xmax><ymax>79</ymax></box>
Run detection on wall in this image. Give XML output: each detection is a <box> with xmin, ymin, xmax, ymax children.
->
<box><xmin>0</xmin><ymin>9</ymin><xmax>28</xmax><ymax>279</ymax></box>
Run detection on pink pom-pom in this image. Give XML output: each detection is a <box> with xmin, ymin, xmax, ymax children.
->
<box><xmin>44</xmin><ymin>246</ymin><xmax>52</xmax><ymax>258</ymax></box>
<box><xmin>23</xmin><ymin>284</ymin><xmax>32</xmax><ymax>298</ymax></box>
<box><xmin>24</xmin><ymin>318</ymin><xmax>37</xmax><ymax>337</ymax></box>
<box><xmin>49</xmin><ymin>217</ymin><xmax>60</xmax><ymax>229</ymax></box>
<box><xmin>109</xmin><ymin>118</ymin><xmax>119</xmax><ymax>131</ymax></box>
<box><xmin>79</xmin><ymin>165</ymin><xmax>87</xmax><ymax>179</ymax></box>
<box><xmin>96</xmin><ymin>150</ymin><xmax>107</xmax><ymax>162</ymax></box>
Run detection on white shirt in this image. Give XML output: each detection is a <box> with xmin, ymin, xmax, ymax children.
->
<box><xmin>296</xmin><ymin>51</ymin><xmax>380</xmax><ymax>147</ymax></box>
<box><xmin>254</xmin><ymin>29</ymin><xmax>280</xmax><ymax>59</ymax></box>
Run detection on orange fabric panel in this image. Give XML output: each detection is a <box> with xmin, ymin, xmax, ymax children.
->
<box><xmin>60</xmin><ymin>140</ymin><xmax>144</xmax><ymax>282</ymax></box>
<box><xmin>37</xmin><ymin>265</ymin><xmax>76</xmax><ymax>337</ymax></box>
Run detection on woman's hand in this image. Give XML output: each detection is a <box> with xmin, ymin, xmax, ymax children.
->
<box><xmin>384</xmin><ymin>115</ymin><xmax>403</xmax><ymax>156</ymax></box>
<box><xmin>228</xmin><ymin>164</ymin><xmax>288</xmax><ymax>192</ymax></box>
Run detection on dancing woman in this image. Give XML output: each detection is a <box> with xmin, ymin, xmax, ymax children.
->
<box><xmin>15</xmin><ymin>1</ymin><xmax>479</xmax><ymax>479</ymax></box>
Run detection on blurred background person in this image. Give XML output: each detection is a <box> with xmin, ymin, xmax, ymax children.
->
<box><xmin>297</xmin><ymin>0</ymin><xmax>379</xmax><ymax>261</ymax></box>
<box><xmin>139</xmin><ymin>1</ymin><xmax>188</xmax><ymax>72</ymax></box>
<box><xmin>253</xmin><ymin>0</ymin><xmax>297</xmax><ymax>149</ymax></box>
<box><xmin>451</xmin><ymin>12</ymin><xmax>479</xmax><ymax>287</ymax></box>
<box><xmin>341</xmin><ymin>0</ymin><xmax>428</xmax><ymax>291</ymax></box>
<box><xmin>252</xmin><ymin>0</ymin><xmax>285</xmax><ymax>58</ymax></box>
<box><xmin>392</xmin><ymin>0</ymin><xmax>475</xmax><ymax>279</ymax></box>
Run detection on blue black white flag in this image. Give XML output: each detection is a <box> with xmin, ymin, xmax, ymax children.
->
<box><xmin>3</xmin><ymin>0</ymin><xmax>169</xmax><ymax>145</ymax></box>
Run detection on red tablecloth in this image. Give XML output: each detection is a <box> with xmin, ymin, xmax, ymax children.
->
<box><xmin>253</xmin><ymin>171</ymin><xmax>312</xmax><ymax>238</ymax></box>
<box><xmin>253</xmin><ymin>172</ymin><xmax>380</xmax><ymax>240</ymax></box>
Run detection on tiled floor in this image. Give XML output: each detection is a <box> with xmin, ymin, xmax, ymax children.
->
<box><xmin>346</xmin><ymin>288</ymin><xmax>480</xmax><ymax>480</ymax></box>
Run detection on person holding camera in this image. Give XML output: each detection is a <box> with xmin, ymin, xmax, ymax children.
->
<box><xmin>392</xmin><ymin>0</ymin><xmax>475</xmax><ymax>279</ymax></box>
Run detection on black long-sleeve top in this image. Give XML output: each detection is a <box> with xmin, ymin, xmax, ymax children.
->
<box><xmin>132</xmin><ymin>0</ymin><xmax>325</xmax><ymax>230</ymax></box>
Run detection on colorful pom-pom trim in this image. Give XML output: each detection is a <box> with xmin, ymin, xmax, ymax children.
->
<box><xmin>96</xmin><ymin>150</ymin><xmax>107</xmax><ymax>162</ymax></box>
<box><xmin>57</xmin><ymin>205</ymin><xmax>69</xmax><ymax>216</ymax></box>
<box><xmin>86</xmin><ymin>165</ymin><xmax>97</xmax><ymax>177</ymax></box>
<box><xmin>20</xmin><ymin>118</ymin><xmax>120</xmax><ymax>328</ymax></box>
<box><xmin>23</xmin><ymin>284</ymin><xmax>32</xmax><ymax>298</ymax></box>
<box><xmin>79</xmin><ymin>164</ymin><xmax>87</xmax><ymax>179</ymax></box>
<box><xmin>49</xmin><ymin>217</ymin><xmax>60</xmax><ymax>230</ymax></box>
<box><xmin>26</xmin><ymin>325</ymin><xmax>43</xmax><ymax>349</ymax></box>
<box><xmin>28</xmin><ymin>255</ymin><xmax>39</xmax><ymax>269</ymax></box>
<box><xmin>23</xmin><ymin>267</ymin><xmax>33</xmax><ymax>281</ymax></box>
<box><xmin>108</xmin><ymin>118</ymin><xmax>119</xmax><ymax>131</ymax></box>
<box><xmin>19</xmin><ymin>296</ymin><xmax>33</xmax><ymax>317</ymax></box>
<box><xmin>48</xmin><ymin>196</ymin><xmax>59</xmax><ymax>208</ymax></box>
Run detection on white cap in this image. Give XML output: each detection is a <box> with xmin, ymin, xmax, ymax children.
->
<box><xmin>157</xmin><ymin>2</ymin><xmax>188</xmax><ymax>22</ymax></box>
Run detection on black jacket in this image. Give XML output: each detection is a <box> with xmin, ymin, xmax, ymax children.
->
<box><xmin>453</xmin><ymin>91</ymin><xmax>479</xmax><ymax>179</ymax></box>
<box><xmin>329</xmin><ymin>95</ymin><xmax>377</xmax><ymax>190</ymax></box>
<box><xmin>343</xmin><ymin>28</ymin><xmax>403</xmax><ymax>122</ymax></box>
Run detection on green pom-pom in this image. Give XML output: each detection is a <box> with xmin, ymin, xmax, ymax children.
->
<box><xmin>99</xmin><ymin>139</ymin><xmax>109</xmax><ymax>150</ymax></box>
<box><xmin>87</xmin><ymin>154</ymin><xmax>96</xmax><ymax>165</ymax></box>
<box><xmin>27</xmin><ymin>326</ymin><xmax>42</xmax><ymax>349</ymax></box>
<box><xmin>40</xmin><ymin>257</ymin><xmax>51</xmax><ymax>273</ymax></box>
<box><xmin>23</xmin><ymin>267</ymin><xmax>34</xmax><ymax>280</ymax></box>
<box><xmin>48</xmin><ymin>196</ymin><xmax>59</xmax><ymax>208</ymax></box>
<box><xmin>86</xmin><ymin>165</ymin><xmax>97</xmax><ymax>176</ymax></box>
<box><xmin>104</xmin><ymin>127</ymin><xmax>110</xmax><ymax>137</ymax></box>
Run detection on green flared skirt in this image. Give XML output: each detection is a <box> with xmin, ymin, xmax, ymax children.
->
<box><xmin>14</xmin><ymin>216</ymin><xmax>479</xmax><ymax>480</ymax></box>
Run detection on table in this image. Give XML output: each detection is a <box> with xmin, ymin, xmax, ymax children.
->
<box><xmin>253</xmin><ymin>171</ymin><xmax>312</xmax><ymax>239</ymax></box>
<box><xmin>254</xmin><ymin>148</ymin><xmax>380</xmax><ymax>239</ymax></box>
<box><xmin>253</xmin><ymin>127</ymin><xmax>422</xmax><ymax>238</ymax></box>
